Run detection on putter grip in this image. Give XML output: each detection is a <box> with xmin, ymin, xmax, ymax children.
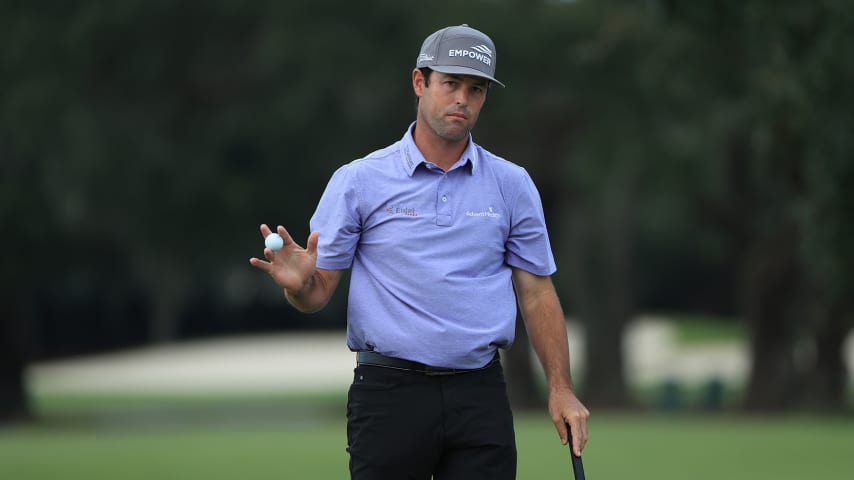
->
<box><xmin>567</xmin><ymin>423</ymin><xmax>586</xmax><ymax>480</ymax></box>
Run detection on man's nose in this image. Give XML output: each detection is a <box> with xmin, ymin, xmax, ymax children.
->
<box><xmin>454</xmin><ymin>89</ymin><xmax>469</xmax><ymax>105</ymax></box>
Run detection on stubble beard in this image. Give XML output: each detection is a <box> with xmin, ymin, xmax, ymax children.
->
<box><xmin>422</xmin><ymin>109</ymin><xmax>475</xmax><ymax>144</ymax></box>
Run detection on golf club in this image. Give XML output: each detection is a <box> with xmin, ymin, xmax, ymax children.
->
<box><xmin>566</xmin><ymin>422</ymin><xmax>586</xmax><ymax>480</ymax></box>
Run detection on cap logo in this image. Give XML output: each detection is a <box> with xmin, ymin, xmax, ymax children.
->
<box><xmin>417</xmin><ymin>53</ymin><xmax>435</xmax><ymax>62</ymax></box>
<box><xmin>470</xmin><ymin>45</ymin><xmax>493</xmax><ymax>56</ymax></box>
<box><xmin>448</xmin><ymin>45</ymin><xmax>493</xmax><ymax>66</ymax></box>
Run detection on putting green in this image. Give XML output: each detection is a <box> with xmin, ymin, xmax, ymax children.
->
<box><xmin>2</xmin><ymin>404</ymin><xmax>852</xmax><ymax>480</ymax></box>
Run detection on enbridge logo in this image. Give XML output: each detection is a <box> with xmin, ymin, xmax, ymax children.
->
<box><xmin>448</xmin><ymin>44</ymin><xmax>493</xmax><ymax>66</ymax></box>
<box><xmin>386</xmin><ymin>204</ymin><xmax>418</xmax><ymax>217</ymax></box>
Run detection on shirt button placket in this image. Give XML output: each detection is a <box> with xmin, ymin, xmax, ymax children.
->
<box><xmin>436</xmin><ymin>176</ymin><xmax>452</xmax><ymax>226</ymax></box>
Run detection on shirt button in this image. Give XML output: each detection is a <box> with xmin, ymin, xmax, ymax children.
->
<box><xmin>442</xmin><ymin>195</ymin><xmax>448</xmax><ymax>202</ymax></box>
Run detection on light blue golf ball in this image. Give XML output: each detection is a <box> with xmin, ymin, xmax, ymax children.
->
<box><xmin>265</xmin><ymin>233</ymin><xmax>284</xmax><ymax>251</ymax></box>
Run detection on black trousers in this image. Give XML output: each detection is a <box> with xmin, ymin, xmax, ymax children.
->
<box><xmin>346</xmin><ymin>360</ymin><xmax>517</xmax><ymax>479</ymax></box>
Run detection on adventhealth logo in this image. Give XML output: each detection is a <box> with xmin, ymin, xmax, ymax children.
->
<box><xmin>466</xmin><ymin>206</ymin><xmax>500</xmax><ymax>218</ymax></box>
<box><xmin>448</xmin><ymin>44</ymin><xmax>493</xmax><ymax>66</ymax></box>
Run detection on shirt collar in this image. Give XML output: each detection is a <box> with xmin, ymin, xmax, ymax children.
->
<box><xmin>400</xmin><ymin>122</ymin><xmax>478</xmax><ymax>176</ymax></box>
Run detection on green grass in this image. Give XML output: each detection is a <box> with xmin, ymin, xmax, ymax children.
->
<box><xmin>518</xmin><ymin>413</ymin><xmax>854</xmax><ymax>480</ymax></box>
<box><xmin>2</xmin><ymin>395</ymin><xmax>854</xmax><ymax>479</ymax></box>
<box><xmin>1</xmin><ymin>422</ymin><xmax>348</xmax><ymax>479</ymax></box>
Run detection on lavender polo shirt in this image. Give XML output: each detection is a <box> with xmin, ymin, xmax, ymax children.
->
<box><xmin>310</xmin><ymin>124</ymin><xmax>556</xmax><ymax>369</ymax></box>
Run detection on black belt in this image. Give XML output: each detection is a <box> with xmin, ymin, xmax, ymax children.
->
<box><xmin>356</xmin><ymin>351</ymin><xmax>500</xmax><ymax>376</ymax></box>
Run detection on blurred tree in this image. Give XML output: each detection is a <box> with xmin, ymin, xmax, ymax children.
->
<box><xmin>1</xmin><ymin>1</ymin><xmax>59</xmax><ymax>422</ymax></box>
<box><xmin>0</xmin><ymin>156</ymin><xmax>41</xmax><ymax>420</ymax></box>
<box><xmin>2</xmin><ymin>0</ymin><xmax>852</xmax><ymax>422</ymax></box>
<box><xmin>495</xmin><ymin>0</ymin><xmax>854</xmax><ymax>411</ymax></box>
<box><xmin>654</xmin><ymin>0</ymin><xmax>854</xmax><ymax>410</ymax></box>
<box><xmin>781</xmin><ymin>0</ymin><xmax>854</xmax><ymax>409</ymax></box>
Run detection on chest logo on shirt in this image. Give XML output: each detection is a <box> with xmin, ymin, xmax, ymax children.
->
<box><xmin>386</xmin><ymin>204</ymin><xmax>419</xmax><ymax>217</ymax></box>
<box><xmin>465</xmin><ymin>206</ymin><xmax>501</xmax><ymax>218</ymax></box>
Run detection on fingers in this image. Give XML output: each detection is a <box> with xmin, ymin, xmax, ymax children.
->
<box><xmin>252</xmin><ymin>226</ymin><xmax>318</xmax><ymax>284</ymax></box>
<box><xmin>552</xmin><ymin>396</ymin><xmax>590</xmax><ymax>455</ymax></box>
<box><xmin>258</xmin><ymin>224</ymin><xmax>314</xmax><ymax>251</ymax></box>
<box><xmin>570</xmin><ymin>406</ymin><xmax>590</xmax><ymax>456</ymax></box>
<box><xmin>556</xmin><ymin>420</ymin><xmax>569</xmax><ymax>445</ymax></box>
<box><xmin>253</xmin><ymin>225</ymin><xmax>316</xmax><ymax>270</ymax></box>
<box><xmin>252</xmin><ymin>225</ymin><xmax>279</xmax><ymax>272</ymax></box>
<box><xmin>248</xmin><ymin>256</ymin><xmax>271</xmax><ymax>271</ymax></box>
<box><xmin>567</xmin><ymin>417</ymin><xmax>587</xmax><ymax>456</ymax></box>
<box><xmin>260</xmin><ymin>224</ymin><xmax>299</xmax><ymax>248</ymax></box>
<box><xmin>277</xmin><ymin>225</ymin><xmax>297</xmax><ymax>247</ymax></box>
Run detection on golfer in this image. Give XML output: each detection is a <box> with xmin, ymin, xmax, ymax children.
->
<box><xmin>250</xmin><ymin>24</ymin><xmax>589</xmax><ymax>479</ymax></box>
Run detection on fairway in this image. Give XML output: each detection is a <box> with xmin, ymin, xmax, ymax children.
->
<box><xmin>2</xmin><ymin>403</ymin><xmax>853</xmax><ymax>480</ymax></box>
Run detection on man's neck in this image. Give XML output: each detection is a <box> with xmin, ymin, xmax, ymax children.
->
<box><xmin>412</xmin><ymin>122</ymin><xmax>468</xmax><ymax>172</ymax></box>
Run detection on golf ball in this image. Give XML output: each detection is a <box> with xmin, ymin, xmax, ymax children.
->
<box><xmin>265</xmin><ymin>233</ymin><xmax>284</xmax><ymax>251</ymax></box>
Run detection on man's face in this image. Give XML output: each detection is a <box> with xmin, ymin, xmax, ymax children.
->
<box><xmin>414</xmin><ymin>70</ymin><xmax>488</xmax><ymax>143</ymax></box>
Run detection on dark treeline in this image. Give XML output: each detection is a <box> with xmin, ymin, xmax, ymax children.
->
<box><xmin>2</xmin><ymin>0</ymin><xmax>853</xmax><ymax>420</ymax></box>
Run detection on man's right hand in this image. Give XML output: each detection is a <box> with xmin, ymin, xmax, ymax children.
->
<box><xmin>249</xmin><ymin>224</ymin><xmax>319</xmax><ymax>295</ymax></box>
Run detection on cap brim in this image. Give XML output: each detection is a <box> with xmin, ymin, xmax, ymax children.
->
<box><xmin>430</xmin><ymin>65</ymin><xmax>506</xmax><ymax>88</ymax></box>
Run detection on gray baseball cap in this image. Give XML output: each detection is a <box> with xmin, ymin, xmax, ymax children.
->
<box><xmin>416</xmin><ymin>24</ymin><xmax>505</xmax><ymax>88</ymax></box>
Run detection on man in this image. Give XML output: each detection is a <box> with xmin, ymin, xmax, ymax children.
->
<box><xmin>250</xmin><ymin>24</ymin><xmax>589</xmax><ymax>479</ymax></box>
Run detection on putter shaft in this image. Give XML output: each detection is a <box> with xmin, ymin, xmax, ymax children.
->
<box><xmin>566</xmin><ymin>423</ymin><xmax>586</xmax><ymax>480</ymax></box>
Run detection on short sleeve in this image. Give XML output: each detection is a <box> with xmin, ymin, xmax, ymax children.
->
<box><xmin>504</xmin><ymin>168</ymin><xmax>556</xmax><ymax>276</ymax></box>
<box><xmin>309</xmin><ymin>164</ymin><xmax>362</xmax><ymax>270</ymax></box>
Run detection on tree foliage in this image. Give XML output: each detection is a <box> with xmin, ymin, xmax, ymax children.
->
<box><xmin>2</xmin><ymin>0</ymin><xmax>852</xmax><ymax>419</ymax></box>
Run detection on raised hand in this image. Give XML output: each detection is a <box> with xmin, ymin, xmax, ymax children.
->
<box><xmin>249</xmin><ymin>224</ymin><xmax>319</xmax><ymax>295</ymax></box>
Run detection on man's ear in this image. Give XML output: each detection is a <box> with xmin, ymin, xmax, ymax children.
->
<box><xmin>412</xmin><ymin>68</ymin><xmax>425</xmax><ymax>97</ymax></box>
